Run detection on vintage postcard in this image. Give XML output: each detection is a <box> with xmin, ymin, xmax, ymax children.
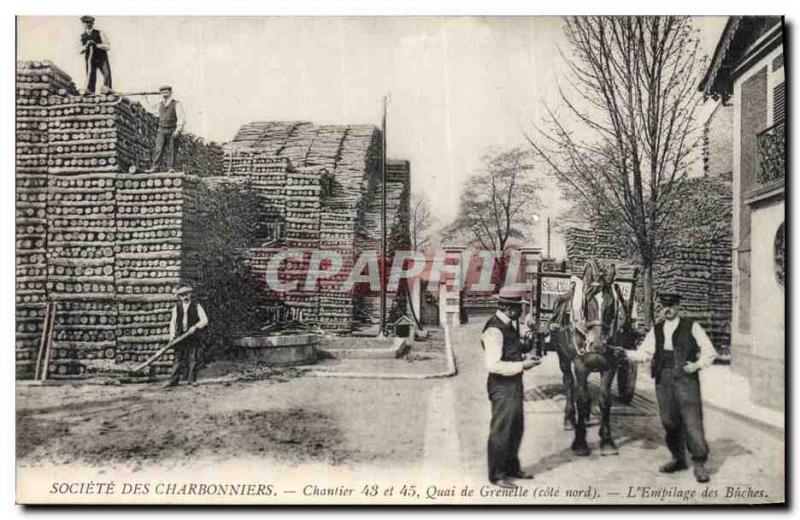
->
<box><xmin>14</xmin><ymin>15</ymin><xmax>785</xmax><ymax>505</ymax></box>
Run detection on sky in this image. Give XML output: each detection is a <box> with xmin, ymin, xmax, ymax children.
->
<box><xmin>17</xmin><ymin>16</ymin><xmax>728</xmax><ymax>256</ymax></box>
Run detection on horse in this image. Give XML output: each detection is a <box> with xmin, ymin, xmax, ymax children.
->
<box><xmin>548</xmin><ymin>260</ymin><xmax>634</xmax><ymax>456</ymax></box>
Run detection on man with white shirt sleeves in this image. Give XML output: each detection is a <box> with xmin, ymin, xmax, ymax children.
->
<box><xmin>625</xmin><ymin>292</ymin><xmax>716</xmax><ymax>483</ymax></box>
<box><xmin>482</xmin><ymin>286</ymin><xmax>541</xmax><ymax>489</ymax></box>
<box><xmin>78</xmin><ymin>16</ymin><xmax>112</xmax><ymax>94</ymax></box>
<box><xmin>166</xmin><ymin>286</ymin><xmax>209</xmax><ymax>388</ymax></box>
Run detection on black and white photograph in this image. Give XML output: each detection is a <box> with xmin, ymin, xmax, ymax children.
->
<box><xmin>12</xmin><ymin>13</ymin><xmax>786</xmax><ymax>505</ymax></box>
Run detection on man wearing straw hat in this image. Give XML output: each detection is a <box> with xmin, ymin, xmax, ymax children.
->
<box><xmin>624</xmin><ymin>292</ymin><xmax>717</xmax><ymax>483</ymax></box>
<box><xmin>78</xmin><ymin>16</ymin><xmax>112</xmax><ymax>94</ymax></box>
<box><xmin>481</xmin><ymin>285</ymin><xmax>542</xmax><ymax>488</ymax></box>
<box><xmin>165</xmin><ymin>286</ymin><xmax>208</xmax><ymax>388</ymax></box>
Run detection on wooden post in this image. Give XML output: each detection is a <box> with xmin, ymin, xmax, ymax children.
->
<box><xmin>379</xmin><ymin>95</ymin><xmax>388</xmax><ymax>337</ymax></box>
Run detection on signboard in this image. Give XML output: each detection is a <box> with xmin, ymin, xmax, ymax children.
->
<box><xmin>540</xmin><ymin>275</ymin><xmax>572</xmax><ymax>296</ymax></box>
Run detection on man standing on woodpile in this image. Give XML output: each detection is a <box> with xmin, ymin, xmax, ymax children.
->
<box><xmin>624</xmin><ymin>293</ymin><xmax>717</xmax><ymax>483</ymax></box>
<box><xmin>481</xmin><ymin>286</ymin><xmax>542</xmax><ymax>489</ymax></box>
<box><xmin>147</xmin><ymin>85</ymin><xmax>186</xmax><ymax>173</ymax></box>
<box><xmin>165</xmin><ymin>286</ymin><xmax>208</xmax><ymax>389</ymax></box>
<box><xmin>78</xmin><ymin>15</ymin><xmax>112</xmax><ymax>94</ymax></box>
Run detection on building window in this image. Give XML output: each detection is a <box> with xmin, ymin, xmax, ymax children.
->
<box><xmin>775</xmin><ymin>222</ymin><xmax>785</xmax><ymax>288</ymax></box>
<box><xmin>773</xmin><ymin>82</ymin><xmax>785</xmax><ymax>123</ymax></box>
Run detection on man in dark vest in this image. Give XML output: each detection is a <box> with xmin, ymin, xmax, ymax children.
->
<box><xmin>78</xmin><ymin>15</ymin><xmax>112</xmax><ymax>94</ymax></box>
<box><xmin>165</xmin><ymin>286</ymin><xmax>208</xmax><ymax>388</ymax></box>
<box><xmin>147</xmin><ymin>85</ymin><xmax>186</xmax><ymax>172</ymax></box>
<box><xmin>625</xmin><ymin>293</ymin><xmax>717</xmax><ymax>482</ymax></box>
<box><xmin>482</xmin><ymin>286</ymin><xmax>542</xmax><ymax>488</ymax></box>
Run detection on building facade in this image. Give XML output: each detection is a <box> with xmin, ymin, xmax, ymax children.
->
<box><xmin>702</xmin><ymin>101</ymin><xmax>734</xmax><ymax>180</ymax></box>
<box><xmin>700</xmin><ymin>16</ymin><xmax>785</xmax><ymax>412</ymax></box>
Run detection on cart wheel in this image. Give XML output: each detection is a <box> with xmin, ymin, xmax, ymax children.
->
<box><xmin>616</xmin><ymin>358</ymin><xmax>637</xmax><ymax>404</ymax></box>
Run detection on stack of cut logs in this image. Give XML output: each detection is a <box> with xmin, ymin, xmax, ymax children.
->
<box><xmin>226</xmin><ymin>120</ymin><xmax>412</xmax><ymax>333</ymax></box>
<box><xmin>16</xmin><ymin>61</ymin><xmax>77</xmax><ymax>379</ymax></box>
<box><xmin>231</xmin><ymin>152</ymin><xmax>288</xmax><ymax>241</ymax></box>
<box><xmin>284</xmin><ymin>168</ymin><xmax>321</xmax><ymax>323</ymax></box>
<box><xmin>113</xmin><ymin>173</ymin><xmax>201</xmax><ymax>373</ymax></box>
<box><xmin>46</xmin><ymin>94</ymin><xmax>156</xmax><ymax>174</ymax></box>
<box><xmin>45</xmin><ymin>173</ymin><xmax>117</xmax><ymax>369</ymax></box>
<box><xmin>564</xmin><ymin>177</ymin><xmax>733</xmax><ymax>349</ymax></box>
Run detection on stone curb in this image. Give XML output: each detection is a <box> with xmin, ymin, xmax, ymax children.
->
<box><xmin>307</xmin><ymin>325</ymin><xmax>457</xmax><ymax>380</ymax></box>
<box><xmin>320</xmin><ymin>337</ymin><xmax>409</xmax><ymax>360</ymax></box>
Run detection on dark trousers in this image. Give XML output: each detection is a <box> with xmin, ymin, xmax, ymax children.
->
<box><xmin>487</xmin><ymin>374</ymin><xmax>524</xmax><ymax>482</ymax></box>
<box><xmin>85</xmin><ymin>57</ymin><xmax>112</xmax><ymax>93</ymax></box>
<box><xmin>655</xmin><ymin>366</ymin><xmax>709</xmax><ymax>464</ymax></box>
<box><xmin>169</xmin><ymin>339</ymin><xmax>200</xmax><ymax>385</ymax></box>
<box><xmin>152</xmin><ymin>127</ymin><xmax>178</xmax><ymax>170</ymax></box>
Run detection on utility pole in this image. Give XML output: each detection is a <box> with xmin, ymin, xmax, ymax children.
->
<box><xmin>379</xmin><ymin>95</ymin><xmax>388</xmax><ymax>337</ymax></box>
<box><xmin>546</xmin><ymin>217</ymin><xmax>551</xmax><ymax>259</ymax></box>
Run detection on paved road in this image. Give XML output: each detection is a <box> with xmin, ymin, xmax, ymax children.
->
<box><xmin>421</xmin><ymin>320</ymin><xmax>785</xmax><ymax>504</ymax></box>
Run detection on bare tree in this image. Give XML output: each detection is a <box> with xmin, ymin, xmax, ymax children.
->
<box><xmin>446</xmin><ymin>147</ymin><xmax>542</xmax><ymax>285</ymax></box>
<box><xmin>410</xmin><ymin>192</ymin><xmax>436</xmax><ymax>251</ymax></box>
<box><xmin>526</xmin><ymin>16</ymin><xmax>705</xmax><ymax>325</ymax></box>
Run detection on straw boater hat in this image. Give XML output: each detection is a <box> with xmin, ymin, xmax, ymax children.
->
<box><xmin>496</xmin><ymin>286</ymin><xmax>525</xmax><ymax>306</ymax></box>
<box><xmin>174</xmin><ymin>286</ymin><xmax>193</xmax><ymax>297</ymax></box>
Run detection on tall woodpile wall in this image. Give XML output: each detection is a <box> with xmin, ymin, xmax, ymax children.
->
<box><xmin>15</xmin><ymin>61</ymin><xmax>258</xmax><ymax>379</ymax></box>
<box><xmin>232</xmin><ymin>122</ymin><xmax>411</xmax><ymax>333</ymax></box>
<box><xmin>16</xmin><ymin>61</ymin><xmax>77</xmax><ymax>379</ymax></box>
<box><xmin>564</xmin><ymin>177</ymin><xmax>733</xmax><ymax>349</ymax></box>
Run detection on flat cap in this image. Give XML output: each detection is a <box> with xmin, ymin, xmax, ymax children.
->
<box><xmin>174</xmin><ymin>286</ymin><xmax>193</xmax><ymax>296</ymax></box>
<box><xmin>80</xmin><ymin>15</ymin><xmax>95</xmax><ymax>23</ymax></box>
<box><xmin>159</xmin><ymin>85</ymin><xmax>173</xmax><ymax>92</ymax></box>
<box><xmin>658</xmin><ymin>292</ymin><xmax>681</xmax><ymax>306</ymax></box>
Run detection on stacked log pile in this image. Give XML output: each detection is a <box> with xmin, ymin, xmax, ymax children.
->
<box><xmin>227</xmin><ymin>151</ymin><xmax>288</xmax><ymax>240</ymax></box>
<box><xmin>113</xmin><ymin>173</ymin><xmax>203</xmax><ymax>372</ymax></box>
<box><xmin>176</xmin><ymin>135</ymin><xmax>225</xmax><ymax>177</ymax></box>
<box><xmin>45</xmin><ymin>173</ymin><xmax>116</xmax><ymax>370</ymax></box>
<box><xmin>246</xmin><ymin>247</ymin><xmax>286</xmax><ymax>306</ymax></box>
<box><xmin>284</xmin><ymin>168</ymin><xmax>321</xmax><ymax>323</ymax></box>
<box><xmin>16</xmin><ymin>61</ymin><xmax>77</xmax><ymax>379</ymax></box>
<box><xmin>46</xmin><ymin>94</ymin><xmax>156</xmax><ymax>174</ymax></box>
<box><xmin>564</xmin><ymin>177</ymin><xmax>733</xmax><ymax>349</ymax></box>
<box><xmin>315</xmin><ymin>127</ymin><xmax>378</xmax><ymax>331</ymax></box>
<box><xmin>15</xmin><ymin>60</ymin><xmax>258</xmax><ymax>379</ymax></box>
<box><xmin>228</xmin><ymin>121</ymin><xmax>408</xmax><ymax>333</ymax></box>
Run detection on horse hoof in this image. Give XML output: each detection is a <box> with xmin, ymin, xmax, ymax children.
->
<box><xmin>564</xmin><ymin>421</ymin><xmax>575</xmax><ymax>431</ymax></box>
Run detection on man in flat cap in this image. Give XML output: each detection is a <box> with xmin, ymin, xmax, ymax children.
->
<box><xmin>624</xmin><ymin>292</ymin><xmax>717</xmax><ymax>483</ymax></box>
<box><xmin>146</xmin><ymin>85</ymin><xmax>186</xmax><ymax>173</ymax></box>
<box><xmin>165</xmin><ymin>286</ymin><xmax>208</xmax><ymax>388</ymax></box>
<box><xmin>78</xmin><ymin>16</ymin><xmax>112</xmax><ymax>94</ymax></box>
<box><xmin>482</xmin><ymin>285</ymin><xmax>542</xmax><ymax>488</ymax></box>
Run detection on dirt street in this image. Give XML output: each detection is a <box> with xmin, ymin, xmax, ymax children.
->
<box><xmin>16</xmin><ymin>321</ymin><xmax>784</xmax><ymax>504</ymax></box>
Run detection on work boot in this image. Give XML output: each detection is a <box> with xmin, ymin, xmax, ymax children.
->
<box><xmin>163</xmin><ymin>381</ymin><xmax>178</xmax><ymax>390</ymax></box>
<box><xmin>659</xmin><ymin>459</ymin><xmax>688</xmax><ymax>473</ymax></box>
<box><xmin>491</xmin><ymin>478</ymin><xmax>518</xmax><ymax>489</ymax></box>
<box><xmin>508</xmin><ymin>470</ymin><xmax>533</xmax><ymax>480</ymax></box>
<box><xmin>694</xmin><ymin>463</ymin><xmax>710</xmax><ymax>483</ymax></box>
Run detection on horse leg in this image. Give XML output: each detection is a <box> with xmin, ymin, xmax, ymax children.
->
<box><xmin>598</xmin><ymin>364</ymin><xmax>619</xmax><ymax>455</ymax></box>
<box><xmin>571</xmin><ymin>359</ymin><xmax>591</xmax><ymax>456</ymax></box>
<box><xmin>557</xmin><ymin>347</ymin><xmax>576</xmax><ymax>431</ymax></box>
